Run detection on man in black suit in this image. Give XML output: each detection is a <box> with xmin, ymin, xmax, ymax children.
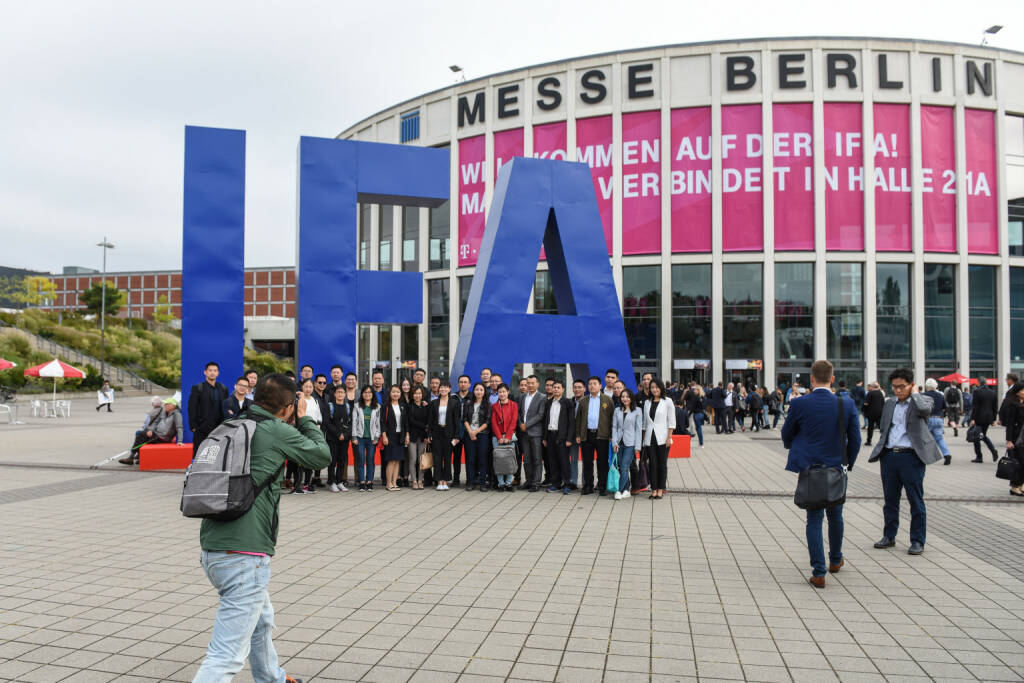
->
<box><xmin>862</xmin><ymin>382</ymin><xmax>885</xmax><ymax>446</ymax></box>
<box><xmin>969</xmin><ymin>382</ymin><xmax>999</xmax><ymax>462</ymax></box>
<box><xmin>187</xmin><ymin>361</ymin><xmax>229</xmax><ymax>457</ymax></box>
<box><xmin>542</xmin><ymin>380</ymin><xmax>574</xmax><ymax>493</ymax></box>
<box><xmin>221</xmin><ymin>376</ymin><xmax>253</xmax><ymax>422</ymax></box>
<box><xmin>710</xmin><ymin>382</ymin><xmax>726</xmax><ymax>434</ymax></box>
<box><xmin>998</xmin><ymin>373</ymin><xmax>1019</xmax><ymax>427</ymax></box>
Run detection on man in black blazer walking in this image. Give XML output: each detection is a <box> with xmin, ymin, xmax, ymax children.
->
<box><xmin>969</xmin><ymin>382</ymin><xmax>999</xmax><ymax>462</ymax></box>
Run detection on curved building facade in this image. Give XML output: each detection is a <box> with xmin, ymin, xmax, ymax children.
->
<box><xmin>338</xmin><ymin>37</ymin><xmax>1024</xmax><ymax>389</ymax></box>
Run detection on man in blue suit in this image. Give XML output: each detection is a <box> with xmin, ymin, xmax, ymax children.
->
<box><xmin>782</xmin><ymin>360</ymin><xmax>861</xmax><ymax>589</ymax></box>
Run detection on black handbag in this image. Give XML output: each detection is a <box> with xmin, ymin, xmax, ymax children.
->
<box><xmin>794</xmin><ymin>395</ymin><xmax>848</xmax><ymax>510</ymax></box>
<box><xmin>995</xmin><ymin>453</ymin><xmax>1021</xmax><ymax>481</ymax></box>
<box><xmin>965</xmin><ymin>425</ymin><xmax>981</xmax><ymax>443</ymax></box>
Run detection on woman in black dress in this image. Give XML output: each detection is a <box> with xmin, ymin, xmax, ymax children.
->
<box><xmin>380</xmin><ymin>384</ymin><xmax>408</xmax><ymax>491</ymax></box>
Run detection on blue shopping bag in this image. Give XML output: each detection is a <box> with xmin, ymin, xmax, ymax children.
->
<box><xmin>606</xmin><ymin>443</ymin><xmax>619</xmax><ymax>493</ymax></box>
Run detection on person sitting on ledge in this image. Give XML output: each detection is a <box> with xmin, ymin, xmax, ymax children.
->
<box><xmin>120</xmin><ymin>397</ymin><xmax>184</xmax><ymax>464</ymax></box>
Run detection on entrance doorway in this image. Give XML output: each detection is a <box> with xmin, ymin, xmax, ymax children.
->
<box><xmin>675</xmin><ymin>368</ymin><xmax>710</xmax><ymax>388</ymax></box>
<box><xmin>727</xmin><ymin>369</ymin><xmax>762</xmax><ymax>391</ymax></box>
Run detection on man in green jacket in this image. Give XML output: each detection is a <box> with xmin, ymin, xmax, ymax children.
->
<box><xmin>194</xmin><ymin>373</ymin><xmax>330</xmax><ymax>683</ymax></box>
<box><xmin>575</xmin><ymin>376</ymin><xmax>615</xmax><ymax>496</ymax></box>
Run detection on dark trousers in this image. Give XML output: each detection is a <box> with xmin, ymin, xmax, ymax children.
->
<box><xmin>1010</xmin><ymin>448</ymin><xmax>1024</xmax><ymax>488</ymax></box>
<box><xmin>452</xmin><ymin>438</ymin><xmax>465</xmax><ymax>483</ymax></box>
<box><xmin>973</xmin><ymin>423</ymin><xmax>997</xmax><ymax>459</ymax></box>
<box><xmin>725</xmin><ymin>407</ymin><xmax>736</xmax><ymax>432</ymax></box>
<box><xmin>579</xmin><ymin>431</ymin><xmax>609</xmax><ymax>491</ymax></box>
<box><xmin>466</xmin><ymin>435</ymin><xmax>489</xmax><ymax>486</ymax></box>
<box><xmin>327</xmin><ymin>439</ymin><xmax>347</xmax><ymax>485</ymax></box>
<box><xmin>545</xmin><ymin>431</ymin><xmax>569</xmax><ymax>488</ymax></box>
<box><xmin>880</xmin><ymin>449</ymin><xmax>927</xmax><ymax>546</ymax></box>
<box><xmin>806</xmin><ymin>505</ymin><xmax>844</xmax><ymax>577</ymax></box>
<box><xmin>866</xmin><ymin>418</ymin><xmax>880</xmax><ymax>444</ymax></box>
<box><xmin>647</xmin><ymin>435</ymin><xmax>669</xmax><ymax>490</ymax></box>
<box><xmin>714</xmin><ymin>407</ymin><xmax>724</xmax><ymax>433</ymax></box>
<box><xmin>433</xmin><ymin>433</ymin><xmax>453</xmax><ymax>482</ymax></box>
<box><xmin>521</xmin><ymin>433</ymin><xmax>543</xmax><ymax>486</ymax></box>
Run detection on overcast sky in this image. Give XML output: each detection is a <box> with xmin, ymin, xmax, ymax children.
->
<box><xmin>2</xmin><ymin>0</ymin><xmax>1022</xmax><ymax>274</ymax></box>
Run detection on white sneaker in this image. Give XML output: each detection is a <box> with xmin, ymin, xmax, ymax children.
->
<box><xmin>437</xmin><ymin>484</ymin><xmax>444</xmax><ymax>491</ymax></box>
<box><xmin>329</xmin><ymin>484</ymin><xmax>339</xmax><ymax>493</ymax></box>
<box><xmin>337</xmin><ymin>482</ymin><xmax>348</xmax><ymax>492</ymax></box>
<box><xmin>614</xmin><ymin>491</ymin><xmax>622</xmax><ymax>500</ymax></box>
<box><xmin>621</xmin><ymin>491</ymin><xmax>630</xmax><ymax>499</ymax></box>
<box><xmin>442</xmin><ymin>483</ymin><xmax>449</xmax><ymax>490</ymax></box>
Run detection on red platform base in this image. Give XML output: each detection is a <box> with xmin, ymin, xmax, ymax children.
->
<box><xmin>669</xmin><ymin>435</ymin><xmax>691</xmax><ymax>458</ymax></box>
<box><xmin>139</xmin><ymin>443</ymin><xmax>193</xmax><ymax>470</ymax></box>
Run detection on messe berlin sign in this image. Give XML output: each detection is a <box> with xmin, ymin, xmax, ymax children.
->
<box><xmin>179</xmin><ymin>127</ymin><xmax>635</xmax><ymax>439</ymax></box>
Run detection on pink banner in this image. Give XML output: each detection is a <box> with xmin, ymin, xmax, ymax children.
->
<box><xmin>722</xmin><ymin>104</ymin><xmax>763</xmax><ymax>251</ymax></box>
<box><xmin>921</xmin><ymin>106</ymin><xmax>956</xmax><ymax>252</ymax></box>
<box><xmin>533</xmin><ymin>121</ymin><xmax>567</xmax><ymax>160</ymax></box>
<box><xmin>670</xmin><ymin>107</ymin><xmax>712</xmax><ymax>252</ymax></box>
<box><xmin>824</xmin><ymin>102</ymin><xmax>864</xmax><ymax>250</ymax></box>
<box><xmin>621</xmin><ymin>111</ymin><xmax>662</xmax><ymax>254</ymax></box>
<box><xmin>873</xmin><ymin>103</ymin><xmax>911</xmax><ymax>251</ymax></box>
<box><xmin>493</xmin><ymin>128</ymin><xmax>523</xmax><ymax>184</ymax></box>
<box><xmin>772</xmin><ymin>102</ymin><xmax>814</xmax><ymax>250</ymax></box>
<box><xmin>457</xmin><ymin>135</ymin><xmax>486</xmax><ymax>267</ymax></box>
<box><xmin>965</xmin><ymin>108</ymin><xmax>998</xmax><ymax>254</ymax></box>
<box><xmin>575</xmin><ymin>116</ymin><xmax>613</xmax><ymax>254</ymax></box>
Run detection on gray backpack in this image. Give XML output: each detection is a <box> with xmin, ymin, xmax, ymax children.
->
<box><xmin>180</xmin><ymin>412</ymin><xmax>283</xmax><ymax>520</ymax></box>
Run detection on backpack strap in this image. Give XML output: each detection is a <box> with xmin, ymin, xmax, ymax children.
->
<box><xmin>254</xmin><ymin>461</ymin><xmax>287</xmax><ymax>497</ymax></box>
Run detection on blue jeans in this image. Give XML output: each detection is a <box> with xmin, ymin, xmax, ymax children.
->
<box><xmin>354</xmin><ymin>438</ymin><xmax>375</xmax><ymax>482</ymax></box>
<box><xmin>692</xmin><ymin>413</ymin><xmax>704</xmax><ymax>446</ymax></box>
<box><xmin>466</xmin><ymin>434</ymin><xmax>489</xmax><ymax>485</ymax></box>
<box><xmin>806</xmin><ymin>505</ymin><xmax>844</xmax><ymax>577</ymax></box>
<box><xmin>880</xmin><ymin>449</ymin><xmax>927</xmax><ymax>545</ymax></box>
<box><xmin>194</xmin><ymin>551</ymin><xmax>285</xmax><ymax>683</ymax></box>
<box><xmin>927</xmin><ymin>417</ymin><xmax>950</xmax><ymax>457</ymax></box>
<box><xmin>617</xmin><ymin>445</ymin><xmax>634</xmax><ymax>492</ymax></box>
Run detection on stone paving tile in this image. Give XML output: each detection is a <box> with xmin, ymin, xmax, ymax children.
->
<box><xmin>1</xmin><ymin>424</ymin><xmax>1023</xmax><ymax>682</ymax></box>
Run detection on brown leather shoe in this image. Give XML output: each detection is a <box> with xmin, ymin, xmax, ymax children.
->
<box><xmin>828</xmin><ymin>558</ymin><xmax>844</xmax><ymax>574</ymax></box>
<box><xmin>809</xmin><ymin>576</ymin><xmax>825</xmax><ymax>589</ymax></box>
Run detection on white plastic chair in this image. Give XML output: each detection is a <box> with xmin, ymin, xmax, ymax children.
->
<box><xmin>31</xmin><ymin>400</ymin><xmax>44</xmax><ymax>417</ymax></box>
<box><xmin>0</xmin><ymin>404</ymin><xmax>13</xmax><ymax>424</ymax></box>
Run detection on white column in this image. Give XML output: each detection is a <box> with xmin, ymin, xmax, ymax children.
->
<box><xmin>953</xmin><ymin>53</ymin><xmax>970</xmax><ymax>381</ymax></box>
<box><xmin>861</xmin><ymin>50</ymin><xmax>876</xmax><ymax>381</ymax></box>
<box><xmin>811</xmin><ymin>48</ymin><xmax>828</xmax><ymax>364</ymax></box>
<box><xmin>996</xmin><ymin>59</ymin><xmax>1011</xmax><ymax>383</ymax></box>
<box><xmin>659</xmin><ymin>56</ymin><xmax>673</xmax><ymax>382</ymax></box>
<box><xmin>762</xmin><ymin>48</ymin><xmax>776</xmax><ymax>387</ymax></box>
<box><xmin>710</xmin><ymin>51</ymin><xmax>724</xmax><ymax>385</ymax></box>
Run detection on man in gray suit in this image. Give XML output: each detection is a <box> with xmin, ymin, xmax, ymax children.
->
<box><xmin>518</xmin><ymin>375</ymin><xmax>546</xmax><ymax>492</ymax></box>
<box><xmin>868</xmin><ymin>367</ymin><xmax>943</xmax><ymax>555</ymax></box>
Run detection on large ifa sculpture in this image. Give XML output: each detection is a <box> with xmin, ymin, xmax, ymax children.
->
<box><xmin>180</xmin><ymin>126</ymin><xmax>634</xmax><ymax>439</ymax></box>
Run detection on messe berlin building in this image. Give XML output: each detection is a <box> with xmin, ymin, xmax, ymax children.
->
<box><xmin>335</xmin><ymin>37</ymin><xmax>1024</xmax><ymax>389</ymax></box>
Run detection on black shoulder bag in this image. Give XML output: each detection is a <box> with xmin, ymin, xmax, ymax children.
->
<box><xmin>794</xmin><ymin>395</ymin><xmax>849</xmax><ymax>510</ymax></box>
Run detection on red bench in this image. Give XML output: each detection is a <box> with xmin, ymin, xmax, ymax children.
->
<box><xmin>669</xmin><ymin>434</ymin><xmax>691</xmax><ymax>458</ymax></box>
<box><xmin>139</xmin><ymin>443</ymin><xmax>193</xmax><ymax>470</ymax></box>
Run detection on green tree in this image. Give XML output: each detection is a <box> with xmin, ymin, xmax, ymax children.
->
<box><xmin>20</xmin><ymin>276</ymin><xmax>57</xmax><ymax>306</ymax></box>
<box><xmin>152</xmin><ymin>294</ymin><xmax>176</xmax><ymax>323</ymax></box>
<box><xmin>80</xmin><ymin>280</ymin><xmax>126</xmax><ymax>317</ymax></box>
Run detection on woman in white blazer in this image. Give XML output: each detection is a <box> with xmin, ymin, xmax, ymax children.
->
<box><xmin>642</xmin><ymin>378</ymin><xmax>675</xmax><ymax>499</ymax></box>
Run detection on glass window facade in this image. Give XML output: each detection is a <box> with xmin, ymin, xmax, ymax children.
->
<box><xmin>775</xmin><ymin>263</ymin><xmax>814</xmax><ymax>365</ymax></box>
<box><xmin>969</xmin><ymin>265</ymin><xmax>997</xmax><ymax>377</ymax></box>
<box><xmin>402</xmin><ymin>207</ymin><xmax>419</xmax><ymax>272</ymax></box>
<box><xmin>1012</xmin><ymin>268</ymin><xmax>1024</xmax><ymax>371</ymax></box>
<box><xmin>1010</xmin><ymin>199</ymin><xmax>1024</xmax><ymax>257</ymax></box>
<box><xmin>357</xmin><ymin>324</ymin><xmax>370</xmax><ymax>384</ymax></box>
<box><xmin>459</xmin><ymin>276</ymin><xmax>472</xmax><ymax>327</ymax></box>
<box><xmin>401</xmin><ymin>325</ymin><xmax>418</xmax><ymax>368</ymax></box>
<box><xmin>671</xmin><ymin>265</ymin><xmax>711</xmax><ymax>363</ymax></box>
<box><xmin>378</xmin><ymin>206</ymin><xmax>393</xmax><ymax>271</ymax></box>
<box><xmin>622</xmin><ymin>266</ymin><xmax>661</xmax><ymax>377</ymax></box>
<box><xmin>924</xmin><ymin>263</ymin><xmax>956</xmax><ymax>375</ymax></box>
<box><xmin>427</xmin><ymin>279</ymin><xmax>450</xmax><ymax>379</ymax></box>
<box><xmin>429</xmin><ymin>201</ymin><xmax>450</xmax><ymax>271</ymax></box>
<box><xmin>723</xmin><ymin>264</ymin><xmax>763</xmax><ymax>361</ymax></box>
<box><xmin>358</xmin><ymin>204</ymin><xmax>370</xmax><ymax>269</ymax></box>
<box><xmin>826</xmin><ymin>263</ymin><xmax>863</xmax><ymax>362</ymax></box>
<box><xmin>534</xmin><ymin>271</ymin><xmax>557</xmax><ymax>314</ymax></box>
<box><xmin>877</xmin><ymin>263</ymin><xmax>911</xmax><ymax>375</ymax></box>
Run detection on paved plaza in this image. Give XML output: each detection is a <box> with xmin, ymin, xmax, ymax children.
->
<box><xmin>1</xmin><ymin>396</ymin><xmax>1022</xmax><ymax>682</ymax></box>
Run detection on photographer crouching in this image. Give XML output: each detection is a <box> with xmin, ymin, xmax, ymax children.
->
<box><xmin>193</xmin><ymin>373</ymin><xmax>330</xmax><ymax>683</ymax></box>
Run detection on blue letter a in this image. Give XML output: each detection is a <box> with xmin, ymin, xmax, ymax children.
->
<box><xmin>451</xmin><ymin>157</ymin><xmax>635</xmax><ymax>387</ymax></box>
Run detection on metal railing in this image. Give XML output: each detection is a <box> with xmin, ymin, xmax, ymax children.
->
<box><xmin>0</xmin><ymin>320</ymin><xmax>167</xmax><ymax>394</ymax></box>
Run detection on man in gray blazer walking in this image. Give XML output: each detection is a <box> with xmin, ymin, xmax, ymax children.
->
<box><xmin>518</xmin><ymin>375</ymin><xmax>547</xmax><ymax>491</ymax></box>
<box><xmin>868</xmin><ymin>367</ymin><xmax>943</xmax><ymax>555</ymax></box>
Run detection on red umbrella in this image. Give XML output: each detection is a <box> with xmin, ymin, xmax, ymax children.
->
<box><xmin>0</xmin><ymin>358</ymin><xmax>15</xmax><ymax>371</ymax></box>
<box><xmin>937</xmin><ymin>372</ymin><xmax>969</xmax><ymax>384</ymax></box>
<box><xmin>23</xmin><ymin>359</ymin><xmax>86</xmax><ymax>403</ymax></box>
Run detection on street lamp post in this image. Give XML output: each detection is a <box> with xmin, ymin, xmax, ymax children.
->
<box><xmin>97</xmin><ymin>238</ymin><xmax>115</xmax><ymax>380</ymax></box>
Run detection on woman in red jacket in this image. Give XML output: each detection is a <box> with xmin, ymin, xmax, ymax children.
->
<box><xmin>490</xmin><ymin>383</ymin><xmax>519</xmax><ymax>491</ymax></box>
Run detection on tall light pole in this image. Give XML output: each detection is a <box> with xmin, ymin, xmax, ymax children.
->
<box><xmin>981</xmin><ymin>25</ymin><xmax>1003</xmax><ymax>45</ymax></box>
<box><xmin>97</xmin><ymin>238</ymin><xmax>115</xmax><ymax>380</ymax></box>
